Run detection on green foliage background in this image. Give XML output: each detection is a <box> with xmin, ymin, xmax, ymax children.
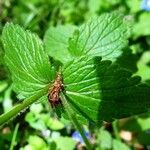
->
<box><xmin>0</xmin><ymin>0</ymin><xmax>150</xmax><ymax>150</ymax></box>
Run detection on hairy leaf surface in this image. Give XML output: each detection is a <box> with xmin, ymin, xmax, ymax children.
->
<box><xmin>63</xmin><ymin>56</ymin><xmax>101</xmax><ymax>123</ymax></box>
<box><xmin>63</xmin><ymin>56</ymin><xmax>150</xmax><ymax>123</ymax></box>
<box><xmin>2</xmin><ymin>23</ymin><xmax>52</xmax><ymax>98</ymax></box>
<box><xmin>68</xmin><ymin>12</ymin><xmax>129</xmax><ymax>60</ymax></box>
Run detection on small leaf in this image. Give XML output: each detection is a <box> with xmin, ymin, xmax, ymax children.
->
<box><xmin>135</xmin><ymin>51</ymin><xmax>150</xmax><ymax>81</ymax></box>
<box><xmin>97</xmin><ymin>128</ymin><xmax>112</xmax><ymax>149</ymax></box>
<box><xmin>2</xmin><ymin>23</ymin><xmax>52</xmax><ymax>98</ymax></box>
<box><xmin>88</xmin><ymin>0</ymin><xmax>101</xmax><ymax>15</ymax></box>
<box><xmin>137</xmin><ymin>117</ymin><xmax>150</xmax><ymax>130</ymax></box>
<box><xmin>113</xmin><ymin>139</ymin><xmax>131</xmax><ymax>150</ymax></box>
<box><xmin>47</xmin><ymin>118</ymin><xmax>65</xmax><ymax>130</ymax></box>
<box><xmin>133</xmin><ymin>13</ymin><xmax>150</xmax><ymax>38</ymax></box>
<box><xmin>53</xmin><ymin>137</ymin><xmax>76</xmax><ymax>150</ymax></box>
<box><xmin>68</xmin><ymin>12</ymin><xmax>129</xmax><ymax>60</ymax></box>
<box><xmin>27</xmin><ymin>135</ymin><xmax>48</xmax><ymax>150</ymax></box>
<box><xmin>44</xmin><ymin>25</ymin><xmax>76</xmax><ymax>63</ymax></box>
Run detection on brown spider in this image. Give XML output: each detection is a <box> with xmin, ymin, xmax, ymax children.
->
<box><xmin>48</xmin><ymin>74</ymin><xmax>63</xmax><ymax>108</ymax></box>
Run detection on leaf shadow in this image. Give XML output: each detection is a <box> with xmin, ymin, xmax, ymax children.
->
<box><xmin>94</xmin><ymin>56</ymin><xmax>150</xmax><ymax>123</ymax></box>
<box><xmin>115</xmin><ymin>48</ymin><xmax>138</xmax><ymax>73</ymax></box>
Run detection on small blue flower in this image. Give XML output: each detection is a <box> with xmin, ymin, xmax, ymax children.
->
<box><xmin>72</xmin><ymin>131</ymin><xmax>91</xmax><ymax>144</ymax></box>
<box><xmin>141</xmin><ymin>0</ymin><xmax>150</xmax><ymax>11</ymax></box>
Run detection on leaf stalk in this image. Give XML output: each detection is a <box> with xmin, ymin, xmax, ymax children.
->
<box><xmin>0</xmin><ymin>87</ymin><xmax>48</xmax><ymax>126</ymax></box>
<box><xmin>60</xmin><ymin>93</ymin><xmax>93</xmax><ymax>150</ymax></box>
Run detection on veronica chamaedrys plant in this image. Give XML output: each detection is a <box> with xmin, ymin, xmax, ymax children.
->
<box><xmin>1</xmin><ymin>12</ymin><xmax>150</xmax><ymax>149</ymax></box>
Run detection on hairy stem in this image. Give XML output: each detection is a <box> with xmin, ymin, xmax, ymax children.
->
<box><xmin>0</xmin><ymin>86</ymin><xmax>48</xmax><ymax>126</ymax></box>
<box><xmin>60</xmin><ymin>93</ymin><xmax>93</xmax><ymax>150</ymax></box>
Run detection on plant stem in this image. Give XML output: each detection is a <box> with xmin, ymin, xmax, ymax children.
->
<box><xmin>0</xmin><ymin>87</ymin><xmax>48</xmax><ymax>126</ymax></box>
<box><xmin>71</xmin><ymin>115</ymin><xmax>93</xmax><ymax>150</ymax></box>
<box><xmin>60</xmin><ymin>93</ymin><xmax>93</xmax><ymax>150</ymax></box>
<box><xmin>112</xmin><ymin>119</ymin><xmax>121</xmax><ymax>141</ymax></box>
<box><xmin>9</xmin><ymin>123</ymin><xmax>19</xmax><ymax>150</ymax></box>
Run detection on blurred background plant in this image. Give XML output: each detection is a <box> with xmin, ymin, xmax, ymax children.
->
<box><xmin>0</xmin><ymin>0</ymin><xmax>150</xmax><ymax>149</ymax></box>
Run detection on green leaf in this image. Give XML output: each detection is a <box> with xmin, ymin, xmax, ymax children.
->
<box><xmin>0</xmin><ymin>81</ymin><xmax>8</xmax><ymax>92</ymax></box>
<box><xmin>88</xmin><ymin>0</ymin><xmax>101</xmax><ymax>15</ymax></box>
<box><xmin>44</xmin><ymin>25</ymin><xmax>76</xmax><ymax>63</ymax></box>
<box><xmin>53</xmin><ymin>137</ymin><xmax>76</xmax><ymax>150</ymax></box>
<box><xmin>63</xmin><ymin>56</ymin><xmax>101</xmax><ymax>123</ymax></box>
<box><xmin>62</xmin><ymin>56</ymin><xmax>150</xmax><ymax>123</ymax></box>
<box><xmin>133</xmin><ymin>13</ymin><xmax>150</xmax><ymax>38</ymax></box>
<box><xmin>2</xmin><ymin>23</ymin><xmax>52</xmax><ymax>98</ymax></box>
<box><xmin>68</xmin><ymin>12</ymin><xmax>129</xmax><ymax>60</ymax></box>
<box><xmin>27</xmin><ymin>135</ymin><xmax>48</xmax><ymax>150</ymax></box>
<box><xmin>25</xmin><ymin>112</ymin><xmax>47</xmax><ymax>131</ymax></box>
<box><xmin>135</xmin><ymin>51</ymin><xmax>150</xmax><ymax>81</ymax></box>
<box><xmin>97</xmin><ymin>128</ymin><xmax>112</xmax><ymax>149</ymax></box>
<box><xmin>47</xmin><ymin>118</ymin><xmax>65</xmax><ymax>130</ymax></box>
<box><xmin>126</xmin><ymin>0</ymin><xmax>140</xmax><ymax>13</ymax></box>
<box><xmin>137</xmin><ymin>117</ymin><xmax>150</xmax><ymax>131</ymax></box>
<box><xmin>113</xmin><ymin>139</ymin><xmax>131</xmax><ymax>150</ymax></box>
